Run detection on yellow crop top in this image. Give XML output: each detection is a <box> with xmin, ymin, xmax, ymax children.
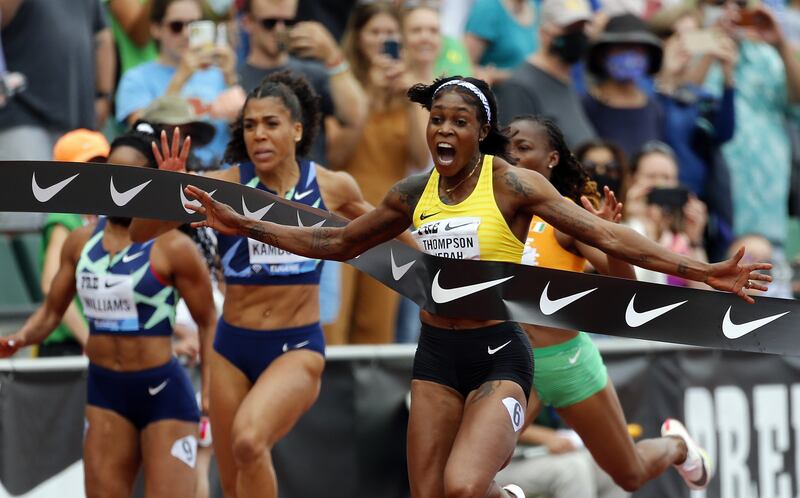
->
<box><xmin>412</xmin><ymin>155</ymin><xmax>524</xmax><ymax>263</ymax></box>
<box><xmin>521</xmin><ymin>199</ymin><xmax>587</xmax><ymax>272</ymax></box>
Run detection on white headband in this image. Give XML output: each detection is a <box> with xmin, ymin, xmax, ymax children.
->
<box><xmin>433</xmin><ymin>80</ymin><xmax>492</xmax><ymax>123</ymax></box>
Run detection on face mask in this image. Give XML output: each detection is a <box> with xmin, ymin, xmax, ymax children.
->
<box><xmin>549</xmin><ymin>30</ymin><xmax>590</xmax><ymax>65</ymax></box>
<box><xmin>702</xmin><ymin>6</ymin><xmax>724</xmax><ymax>27</ymax></box>
<box><xmin>591</xmin><ymin>173</ymin><xmax>621</xmax><ymax>195</ymax></box>
<box><xmin>604</xmin><ymin>50</ymin><xmax>650</xmax><ymax>82</ymax></box>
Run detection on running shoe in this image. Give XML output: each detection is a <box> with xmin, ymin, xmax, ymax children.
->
<box><xmin>661</xmin><ymin>418</ymin><xmax>713</xmax><ymax>490</ymax></box>
<box><xmin>503</xmin><ymin>484</ymin><xmax>526</xmax><ymax>498</ymax></box>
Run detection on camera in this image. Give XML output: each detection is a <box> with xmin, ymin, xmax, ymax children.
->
<box><xmin>646</xmin><ymin>186</ymin><xmax>689</xmax><ymax>210</ymax></box>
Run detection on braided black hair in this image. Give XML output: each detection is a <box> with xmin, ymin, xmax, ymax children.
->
<box><xmin>509</xmin><ymin>115</ymin><xmax>600</xmax><ymax>208</ymax></box>
<box><xmin>408</xmin><ymin>76</ymin><xmax>512</xmax><ymax>162</ymax></box>
<box><xmin>224</xmin><ymin>70</ymin><xmax>322</xmax><ymax>164</ymax></box>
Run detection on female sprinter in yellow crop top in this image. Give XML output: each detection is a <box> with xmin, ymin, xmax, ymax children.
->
<box><xmin>182</xmin><ymin>76</ymin><xmax>771</xmax><ymax>498</ymax></box>
<box><xmin>506</xmin><ymin>114</ymin><xmax>715</xmax><ymax>493</ymax></box>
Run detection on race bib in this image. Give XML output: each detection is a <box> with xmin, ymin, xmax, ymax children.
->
<box><xmin>413</xmin><ymin>217</ymin><xmax>481</xmax><ymax>260</ymax></box>
<box><xmin>77</xmin><ymin>272</ymin><xmax>139</xmax><ymax>332</ymax></box>
<box><xmin>247</xmin><ymin>238</ymin><xmax>318</xmax><ymax>275</ymax></box>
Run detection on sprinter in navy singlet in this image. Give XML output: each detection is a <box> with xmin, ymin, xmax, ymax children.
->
<box><xmin>0</xmin><ymin>128</ymin><xmax>217</xmax><ymax>498</ymax></box>
<box><xmin>129</xmin><ymin>72</ymin><xmax>384</xmax><ymax>498</ymax></box>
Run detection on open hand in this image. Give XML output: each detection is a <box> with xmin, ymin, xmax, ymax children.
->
<box><xmin>0</xmin><ymin>334</ymin><xmax>24</xmax><ymax>359</ymax></box>
<box><xmin>581</xmin><ymin>186</ymin><xmax>623</xmax><ymax>223</ymax></box>
<box><xmin>706</xmin><ymin>247</ymin><xmax>773</xmax><ymax>303</ymax></box>
<box><xmin>183</xmin><ymin>185</ymin><xmax>244</xmax><ymax>236</ymax></box>
<box><xmin>153</xmin><ymin>127</ymin><xmax>191</xmax><ymax>173</ymax></box>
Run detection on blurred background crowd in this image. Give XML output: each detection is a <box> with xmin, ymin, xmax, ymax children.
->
<box><xmin>2</xmin><ymin>0</ymin><xmax>800</xmax><ymax>342</ymax></box>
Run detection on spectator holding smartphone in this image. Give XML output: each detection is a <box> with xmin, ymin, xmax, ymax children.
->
<box><xmin>692</xmin><ymin>0</ymin><xmax>800</xmax><ymax>277</ymax></box>
<box><xmin>115</xmin><ymin>0</ymin><xmax>236</xmax><ymax>169</ymax></box>
<box><xmin>236</xmin><ymin>0</ymin><xmax>367</xmax><ymax>168</ymax></box>
<box><xmin>324</xmin><ymin>2</ymin><xmax>429</xmax><ymax>345</ymax></box>
<box><xmin>624</xmin><ymin>141</ymin><xmax>709</xmax><ymax>286</ymax></box>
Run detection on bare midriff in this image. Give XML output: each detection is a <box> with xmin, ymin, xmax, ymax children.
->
<box><xmin>85</xmin><ymin>335</ymin><xmax>173</xmax><ymax>371</ymax></box>
<box><xmin>222</xmin><ymin>283</ymin><xmax>320</xmax><ymax>330</ymax></box>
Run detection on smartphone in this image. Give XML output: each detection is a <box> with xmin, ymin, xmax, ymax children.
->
<box><xmin>647</xmin><ymin>186</ymin><xmax>690</xmax><ymax>209</ymax></box>
<box><xmin>188</xmin><ymin>20</ymin><xmax>216</xmax><ymax>50</ymax></box>
<box><xmin>382</xmin><ymin>38</ymin><xmax>401</xmax><ymax>60</ymax></box>
<box><xmin>683</xmin><ymin>30</ymin><xmax>718</xmax><ymax>56</ymax></box>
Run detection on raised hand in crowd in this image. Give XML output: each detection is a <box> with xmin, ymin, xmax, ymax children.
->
<box><xmin>209</xmin><ymin>84</ymin><xmax>247</xmax><ymax>123</ymax></box>
<box><xmin>683</xmin><ymin>195</ymin><xmax>709</xmax><ymax>248</ymax></box>
<box><xmin>288</xmin><ymin>21</ymin><xmax>344</xmax><ymax>67</ymax></box>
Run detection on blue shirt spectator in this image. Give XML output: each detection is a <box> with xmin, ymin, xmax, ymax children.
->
<box><xmin>464</xmin><ymin>0</ymin><xmax>539</xmax><ymax>71</ymax></box>
<box><xmin>116</xmin><ymin>62</ymin><xmax>230</xmax><ymax>167</ymax></box>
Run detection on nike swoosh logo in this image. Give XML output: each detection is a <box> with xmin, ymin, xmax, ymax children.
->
<box><xmin>110</xmin><ymin>177</ymin><xmax>151</xmax><ymax>206</ymax></box>
<box><xmin>104</xmin><ymin>280</ymin><xmax>124</xmax><ymax>288</ymax></box>
<box><xmin>445</xmin><ymin>222</ymin><xmax>473</xmax><ymax>231</ymax></box>
<box><xmin>122</xmin><ymin>252</ymin><xmax>144</xmax><ymax>264</ymax></box>
<box><xmin>181</xmin><ymin>185</ymin><xmax>217</xmax><ymax>214</ymax></box>
<box><xmin>487</xmin><ymin>340</ymin><xmax>511</xmax><ymax>355</ymax></box>
<box><xmin>568</xmin><ymin>349</ymin><xmax>581</xmax><ymax>364</ymax></box>
<box><xmin>294</xmin><ymin>189</ymin><xmax>314</xmax><ymax>201</ymax></box>
<box><xmin>431</xmin><ymin>270</ymin><xmax>513</xmax><ymax>304</ymax></box>
<box><xmin>390</xmin><ymin>249</ymin><xmax>415</xmax><ymax>281</ymax></box>
<box><xmin>148</xmin><ymin>379</ymin><xmax>169</xmax><ymax>396</ymax></box>
<box><xmin>296</xmin><ymin>212</ymin><xmax>325</xmax><ymax>228</ymax></box>
<box><xmin>721</xmin><ymin>306</ymin><xmax>790</xmax><ymax>339</ymax></box>
<box><xmin>31</xmin><ymin>172</ymin><xmax>79</xmax><ymax>202</ymax></box>
<box><xmin>625</xmin><ymin>294</ymin><xmax>687</xmax><ymax>328</ymax></box>
<box><xmin>419</xmin><ymin>211</ymin><xmax>440</xmax><ymax>221</ymax></box>
<box><xmin>242</xmin><ymin>196</ymin><xmax>274</xmax><ymax>220</ymax></box>
<box><xmin>282</xmin><ymin>340</ymin><xmax>311</xmax><ymax>353</ymax></box>
<box><xmin>539</xmin><ymin>281</ymin><xmax>596</xmax><ymax>316</ymax></box>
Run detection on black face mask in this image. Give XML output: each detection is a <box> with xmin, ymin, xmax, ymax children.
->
<box><xmin>591</xmin><ymin>174</ymin><xmax>621</xmax><ymax>196</ymax></box>
<box><xmin>549</xmin><ymin>30</ymin><xmax>590</xmax><ymax>65</ymax></box>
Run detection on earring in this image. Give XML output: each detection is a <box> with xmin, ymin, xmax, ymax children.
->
<box><xmin>548</xmin><ymin>163</ymin><xmax>555</xmax><ymax>169</ymax></box>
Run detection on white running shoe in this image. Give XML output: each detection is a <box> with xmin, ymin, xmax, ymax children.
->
<box><xmin>661</xmin><ymin>418</ymin><xmax>713</xmax><ymax>490</ymax></box>
<box><xmin>503</xmin><ymin>484</ymin><xmax>526</xmax><ymax>498</ymax></box>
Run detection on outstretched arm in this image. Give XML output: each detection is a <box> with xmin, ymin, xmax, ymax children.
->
<box><xmin>508</xmin><ymin>168</ymin><xmax>771</xmax><ymax>302</ymax></box>
<box><xmin>184</xmin><ymin>174</ymin><xmax>423</xmax><ymax>261</ymax></box>
<box><xmin>0</xmin><ymin>230</ymin><xmax>85</xmax><ymax>357</ymax></box>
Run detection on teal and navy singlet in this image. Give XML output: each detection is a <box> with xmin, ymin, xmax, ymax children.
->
<box><xmin>217</xmin><ymin>159</ymin><xmax>327</xmax><ymax>286</ymax></box>
<box><xmin>76</xmin><ymin>218</ymin><xmax>178</xmax><ymax>336</ymax></box>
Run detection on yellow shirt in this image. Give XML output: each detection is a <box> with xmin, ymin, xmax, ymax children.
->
<box><xmin>412</xmin><ymin>155</ymin><xmax>524</xmax><ymax>263</ymax></box>
<box><xmin>522</xmin><ymin>202</ymin><xmax>586</xmax><ymax>272</ymax></box>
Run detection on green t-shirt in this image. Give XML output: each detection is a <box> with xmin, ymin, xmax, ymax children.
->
<box><xmin>40</xmin><ymin>213</ymin><xmax>86</xmax><ymax>345</ymax></box>
<box><xmin>434</xmin><ymin>36</ymin><xmax>474</xmax><ymax>79</ymax></box>
<box><xmin>102</xmin><ymin>0</ymin><xmax>158</xmax><ymax>75</ymax></box>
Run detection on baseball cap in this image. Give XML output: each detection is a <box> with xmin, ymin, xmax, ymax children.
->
<box><xmin>540</xmin><ymin>0</ymin><xmax>592</xmax><ymax>27</ymax></box>
<box><xmin>53</xmin><ymin>129</ymin><xmax>110</xmax><ymax>162</ymax></box>
<box><xmin>141</xmin><ymin>96</ymin><xmax>216</xmax><ymax>146</ymax></box>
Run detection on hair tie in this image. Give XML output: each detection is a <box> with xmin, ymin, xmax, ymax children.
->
<box><xmin>434</xmin><ymin>80</ymin><xmax>492</xmax><ymax>123</ymax></box>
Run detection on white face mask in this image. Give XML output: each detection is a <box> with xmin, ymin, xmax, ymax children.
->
<box><xmin>702</xmin><ymin>5</ymin><xmax>725</xmax><ymax>27</ymax></box>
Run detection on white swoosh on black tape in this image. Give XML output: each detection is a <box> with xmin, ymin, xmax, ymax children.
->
<box><xmin>390</xmin><ymin>249</ymin><xmax>415</xmax><ymax>281</ymax></box>
<box><xmin>110</xmin><ymin>177</ymin><xmax>151</xmax><ymax>206</ymax></box>
<box><xmin>431</xmin><ymin>270</ymin><xmax>513</xmax><ymax>304</ymax></box>
<box><xmin>180</xmin><ymin>185</ymin><xmax>217</xmax><ymax>214</ymax></box>
<box><xmin>31</xmin><ymin>172</ymin><xmax>79</xmax><ymax>202</ymax></box>
<box><xmin>296</xmin><ymin>212</ymin><xmax>325</xmax><ymax>228</ymax></box>
<box><xmin>721</xmin><ymin>307</ymin><xmax>789</xmax><ymax>339</ymax></box>
<box><xmin>241</xmin><ymin>196</ymin><xmax>274</xmax><ymax>220</ymax></box>
<box><xmin>625</xmin><ymin>294</ymin><xmax>687</xmax><ymax>328</ymax></box>
<box><xmin>539</xmin><ymin>281</ymin><xmax>596</xmax><ymax>316</ymax></box>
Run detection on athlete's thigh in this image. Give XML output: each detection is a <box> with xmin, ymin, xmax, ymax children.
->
<box><xmin>208</xmin><ymin>349</ymin><xmax>252</xmax><ymax>494</ymax></box>
<box><xmin>140</xmin><ymin>419</ymin><xmax>198</xmax><ymax>498</ymax></box>
<box><xmin>231</xmin><ymin>350</ymin><xmax>325</xmax><ymax>445</ymax></box>
<box><xmin>556</xmin><ymin>379</ymin><xmax>644</xmax><ymax>478</ymax></box>
<box><xmin>407</xmin><ymin>379</ymin><xmax>465</xmax><ymax>498</ymax></box>
<box><xmin>445</xmin><ymin>381</ymin><xmax>526</xmax><ymax>488</ymax></box>
<box><xmin>84</xmin><ymin>406</ymin><xmax>141</xmax><ymax>498</ymax></box>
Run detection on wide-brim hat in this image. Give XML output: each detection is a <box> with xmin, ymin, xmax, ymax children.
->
<box><xmin>588</xmin><ymin>14</ymin><xmax>664</xmax><ymax>76</ymax></box>
<box><xmin>140</xmin><ymin>96</ymin><xmax>216</xmax><ymax>147</ymax></box>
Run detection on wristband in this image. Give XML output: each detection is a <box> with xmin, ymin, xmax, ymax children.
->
<box><xmin>327</xmin><ymin>60</ymin><xmax>350</xmax><ymax>77</ymax></box>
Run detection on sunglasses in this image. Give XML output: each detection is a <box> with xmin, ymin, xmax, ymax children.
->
<box><xmin>708</xmin><ymin>0</ymin><xmax>748</xmax><ymax>6</ymax></box>
<box><xmin>165</xmin><ymin>19</ymin><xmax>200</xmax><ymax>35</ymax></box>
<box><xmin>582</xmin><ymin>160</ymin><xmax>620</xmax><ymax>175</ymax></box>
<box><xmin>259</xmin><ymin>18</ymin><xmax>298</xmax><ymax>30</ymax></box>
